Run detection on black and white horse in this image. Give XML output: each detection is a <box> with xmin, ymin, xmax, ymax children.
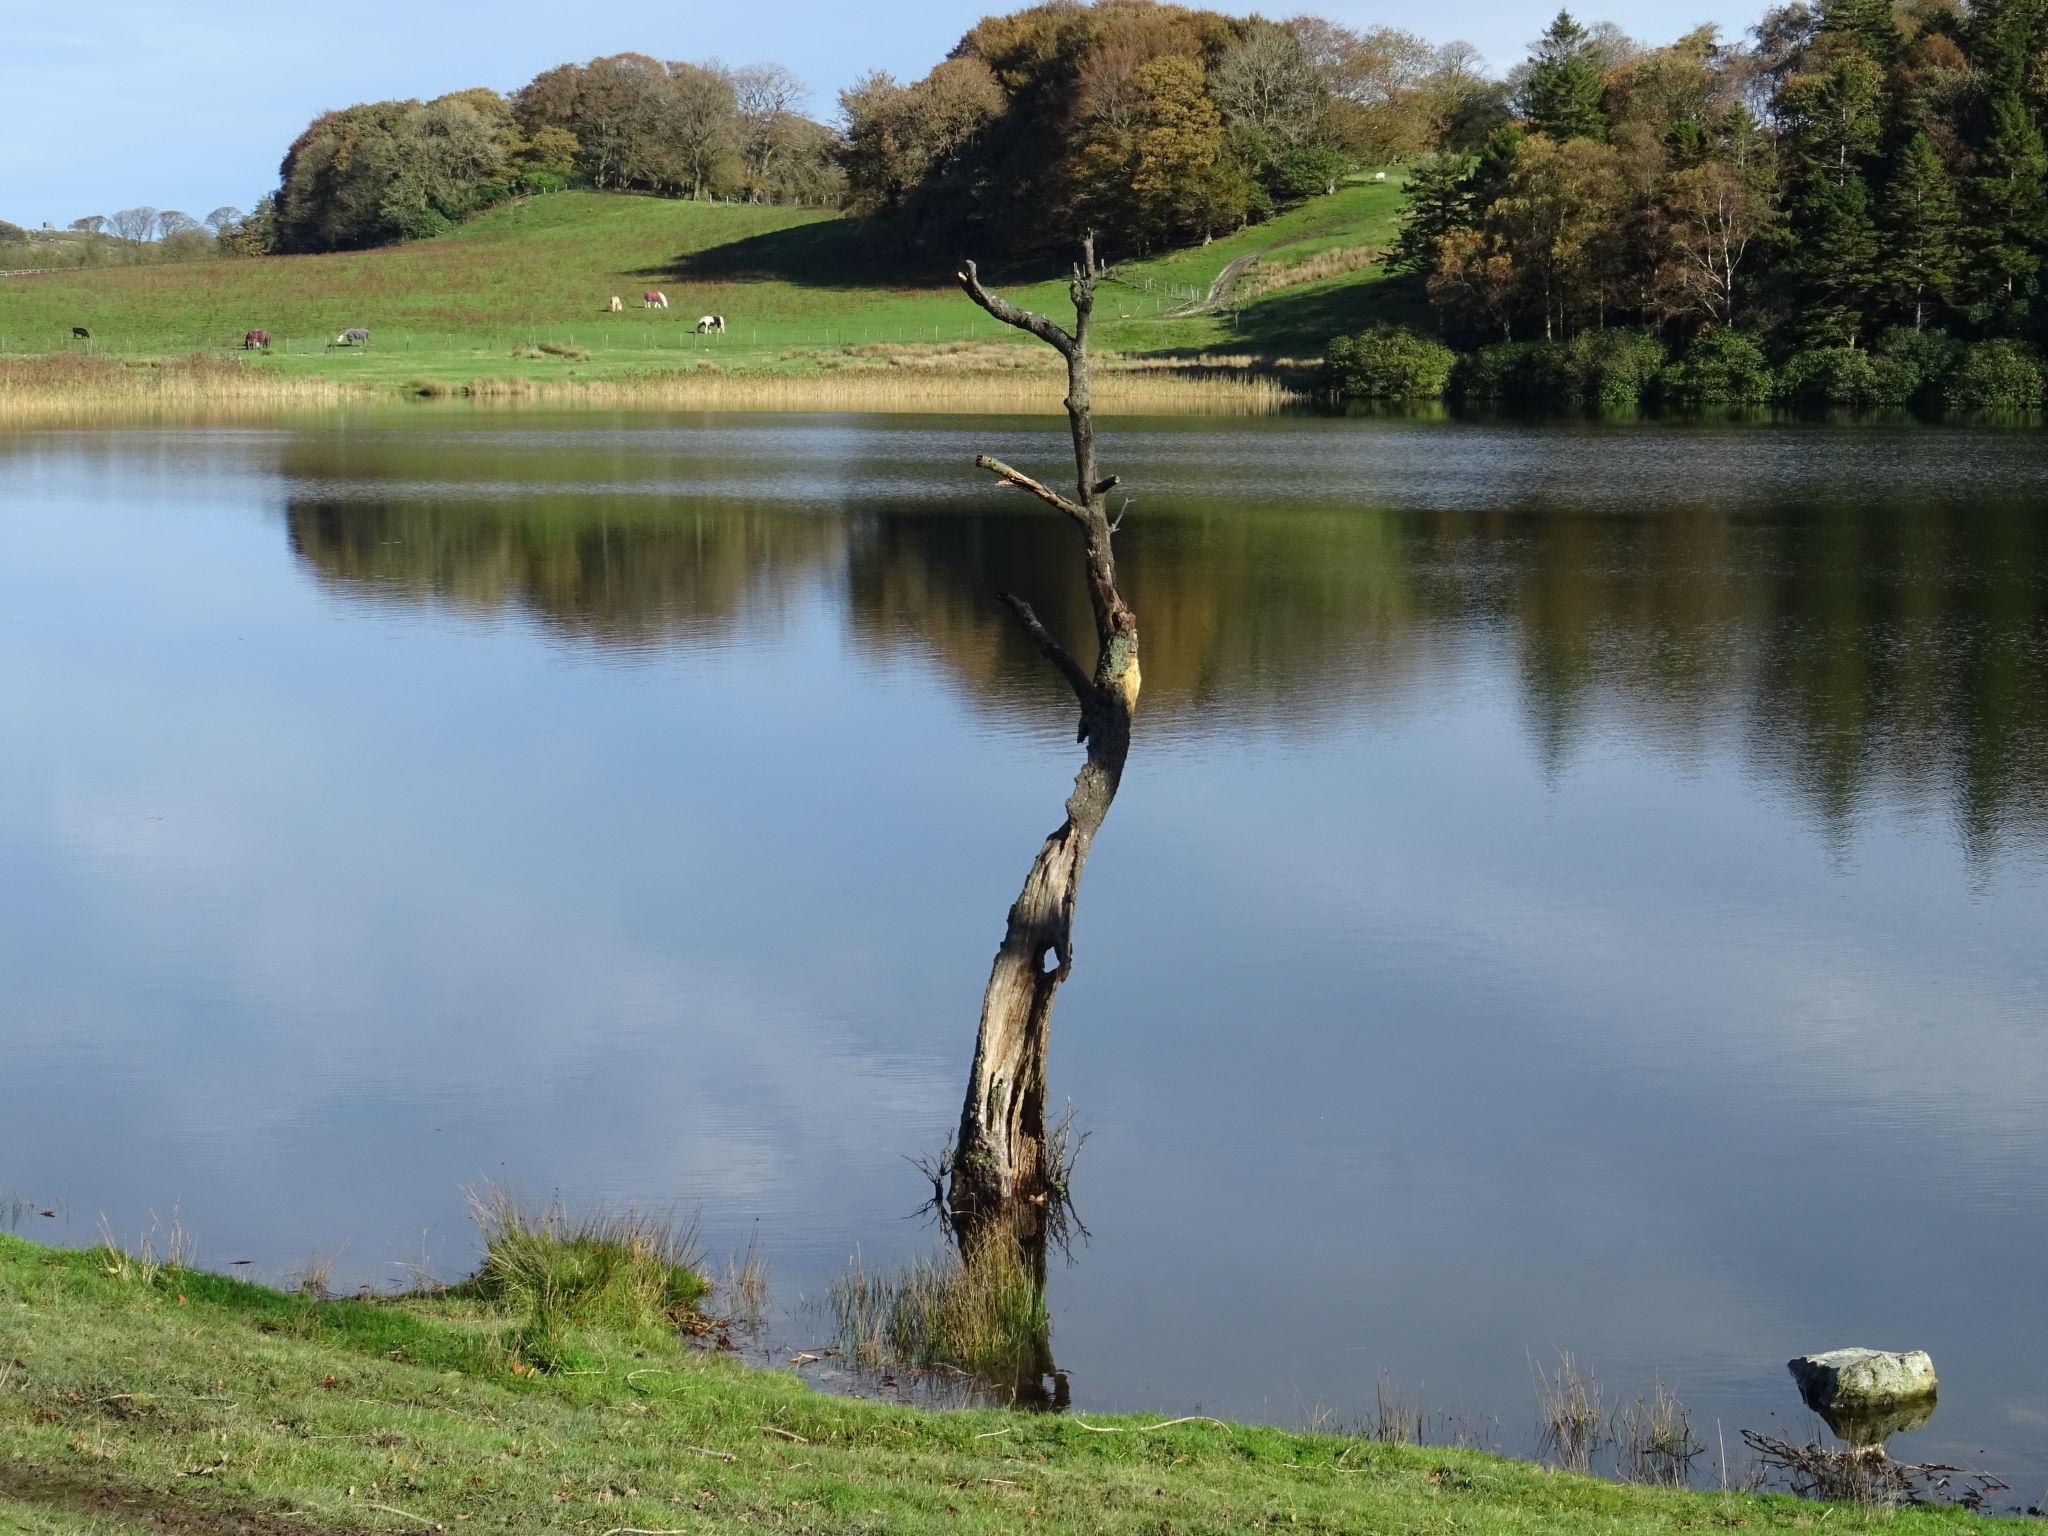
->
<box><xmin>694</xmin><ymin>314</ymin><xmax>725</xmax><ymax>334</ymax></box>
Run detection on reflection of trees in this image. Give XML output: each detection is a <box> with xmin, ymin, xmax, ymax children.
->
<box><xmin>282</xmin><ymin>466</ymin><xmax>2047</xmax><ymax>852</ymax></box>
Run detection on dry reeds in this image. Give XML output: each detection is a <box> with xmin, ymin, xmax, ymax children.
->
<box><xmin>718</xmin><ymin>1230</ymin><xmax>770</xmax><ymax>1329</ymax></box>
<box><xmin>1371</xmin><ymin>1370</ymin><xmax>1430</xmax><ymax>1445</ymax></box>
<box><xmin>1532</xmin><ymin>1352</ymin><xmax>1604</xmax><ymax>1473</ymax></box>
<box><xmin>1612</xmin><ymin>1381</ymin><xmax>1703</xmax><ymax>1486</ymax></box>
<box><xmin>537</xmin><ymin>352</ymin><xmax>1308</xmax><ymax>415</ymax></box>
<box><xmin>0</xmin><ymin>352</ymin><xmax>353</xmax><ymax>424</ymax></box>
<box><xmin>93</xmin><ymin>1206</ymin><xmax>194</xmax><ymax>1288</ymax></box>
<box><xmin>1238</xmin><ymin>245</ymin><xmax>1382</xmax><ymax>301</ymax></box>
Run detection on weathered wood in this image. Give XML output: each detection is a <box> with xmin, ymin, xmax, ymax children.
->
<box><xmin>948</xmin><ymin>235</ymin><xmax>1140</xmax><ymax>1241</ymax></box>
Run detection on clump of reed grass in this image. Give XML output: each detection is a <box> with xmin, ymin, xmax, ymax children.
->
<box><xmin>92</xmin><ymin>1206</ymin><xmax>194</xmax><ymax>1289</ymax></box>
<box><xmin>718</xmin><ymin>1230</ymin><xmax>770</xmax><ymax>1330</ymax></box>
<box><xmin>462</xmin><ymin>1186</ymin><xmax>708</xmax><ymax>1348</ymax></box>
<box><xmin>1532</xmin><ymin>1351</ymin><xmax>1604</xmax><ymax>1473</ymax></box>
<box><xmin>1612</xmin><ymin>1381</ymin><xmax>1703</xmax><ymax>1486</ymax></box>
<box><xmin>535</xmin><ymin>340</ymin><xmax>590</xmax><ymax>361</ymax></box>
<box><xmin>830</xmin><ymin>1226</ymin><xmax>1047</xmax><ymax>1389</ymax></box>
<box><xmin>1370</xmin><ymin>1369</ymin><xmax>1430</xmax><ymax>1445</ymax></box>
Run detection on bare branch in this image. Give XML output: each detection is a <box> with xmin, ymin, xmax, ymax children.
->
<box><xmin>997</xmin><ymin>591</ymin><xmax>1094</xmax><ymax>704</ymax></box>
<box><xmin>958</xmin><ymin>261</ymin><xmax>1076</xmax><ymax>358</ymax></box>
<box><xmin>974</xmin><ymin>455</ymin><xmax>1090</xmax><ymax>525</ymax></box>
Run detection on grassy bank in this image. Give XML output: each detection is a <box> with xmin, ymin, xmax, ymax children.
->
<box><xmin>0</xmin><ymin>182</ymin><xmax>1410</xmax><ymax>399</ymax></box>
<box><xmin>0</xmin><ymin>1229</ymin><xmax>2008</xmax><ymax>1535</ymax></box>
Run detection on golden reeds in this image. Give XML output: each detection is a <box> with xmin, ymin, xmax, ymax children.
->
<box><xmin>0</xmin><ymin>353</ymin><xmax>354</xmax><ymax>425</ymax></box>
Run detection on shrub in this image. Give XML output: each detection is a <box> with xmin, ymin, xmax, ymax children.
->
<box><xmin>1659</xmin><ymin>329</ymin><xmax>1772</xmax><ymax>405</ymax></box>
<box><xmin>387</xmin><ymin>205</ymin><xmax>454</xmax><ymax>242</ymax></box>
<box><xmin>1942</xmin><ymin>339</ymin><xmax>2044</xmax><ymax>411</ymax></box>
<box><xmin>1271</xmin><ymin>146</ymin><xmax>1349</xmax><ymax>200</ymax></box>
<box><xmin>1571</xmin><ymin>330</ymin><xmax>1666</xmax><ymax>410</ymax></box>
<box><xmin>1775</xmin><ymin>347</ymin><xmax>1882</xmax><ymax>408</ymax></box>
<box><xmin>1869</xmin><ymin>327</ymin><xmax>1960</xmax><ymax>407</ymax></box>
<box><xmin>1325</xmin><ymin>324</ymin><xmax>1457</xmax><ymax>399</ymax></box>
<box><xmin>1453</xmin><ymin>341</ymin><xmax>1532</xmax><ymax>401</ymax></box>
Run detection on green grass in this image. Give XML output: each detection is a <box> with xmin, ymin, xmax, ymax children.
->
<box><xmin>0</xmin><ymin>1230</ymin><xmax>2016</xmax><ymax>1534</ymax></box>
<box><xmin>0</xmin><ymin>179</ymin><xmax>1415</xmax><ymax>395</ymax></box>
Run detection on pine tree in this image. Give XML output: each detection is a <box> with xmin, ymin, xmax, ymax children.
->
<box><xmin>1818</xmin><ymin>0</ymin><xmax>1902</xmax><ymax>65</ymax></box>
<box><xmin>1966</xmin><ymin>0</ymin><xmax>2048</xmax><ymax>96</ymax></box>
<box><xmin>1389</xmin><ymin>151</ymin><xmax>1477</xmax><ymax>273</ymax></box>
<box><xmin>1789</xmin><ymin>171</ymin><xmax>1882</xmax><ymax>344</ymax></box>
<box><xmin>1881</xmin><ymin>131</ymin><xmax>1964</xmax><ymax>328</ymax></box>
<box><xmin>1968</xmin><ymin>92</ymin><xmax>2048</xmax><ymax>313</ymax></box>
<box><xmin>1520</xmin><ymin>11</ymin><xmax>1609</xmax><ymax>142</ymax></box>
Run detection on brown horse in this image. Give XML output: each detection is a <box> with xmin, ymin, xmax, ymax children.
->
<box><xmin>244</xmin><ymin>329</ymin><xmax>271</xmax><ymax>350</ymax></box>
<box><xmin>642</xmin><ymin>290</ymin><xmax>668</xmax><ymax>309</ymax></box>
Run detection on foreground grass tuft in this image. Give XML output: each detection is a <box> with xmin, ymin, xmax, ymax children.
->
<box><xmin>460</xmin><ymin>1187</ymin><xmax>708</xmax><ymax>1368</ymax></box>
<box><xmin>0</xmin><ymin>1230</ymin><xmax>2014</xmax><ymax>1534</ymax></box>
<box><xmin>831</xmin><ymin>1227</ymin><xmax>1048</xmax><ymax>1388</ymax></box>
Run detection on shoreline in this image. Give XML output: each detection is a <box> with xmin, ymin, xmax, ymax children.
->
<box><xmin>0</xmin><ymin>1229</ymin><xmax>2006</xmax><ymax>1533</ymax></box>
<box><xmin>0</xmin><ymin>348</ymin><xmax>1318</xmax><ymax>426</ymax></box>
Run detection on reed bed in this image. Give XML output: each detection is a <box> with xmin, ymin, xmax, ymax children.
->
<box><xmin>537</xmin><ymin>350</ymin><xmax>1310</xmax><ymax>414</ymax></box>
<box><xmin>0</xmin><ymin>352</ymin><xmax>355</xmax><ymax>425</ymax></box>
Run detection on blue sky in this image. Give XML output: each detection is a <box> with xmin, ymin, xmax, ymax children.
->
<box><xmin>1</xmin><ymin>0</ymin><xmax>1757</xmax><ymax>229</ymax></box>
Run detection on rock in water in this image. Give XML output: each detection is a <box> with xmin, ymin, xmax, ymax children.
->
<box><xmin>1789</xmin><ymin>1349</ymin><xmax>1937</xmax><ymax>1425</ymax></box>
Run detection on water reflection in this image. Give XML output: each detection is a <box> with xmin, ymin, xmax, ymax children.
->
<box><xmin>278</xmin><ymin>418</ymin><xmax>2048</xmax><ymax>855</ymax></box>
<box><xmin>5</xmin><ymin>412</ymin><xmax>2047</xmax><ymax>1492</ymax></box>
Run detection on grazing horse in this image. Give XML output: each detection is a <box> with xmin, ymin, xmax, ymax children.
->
<box><xmin>694</xmin><ymin>314</ymin><xmax>725</xmax><ymax>334</ymax></box>
<box><xmin>243</xmin><ymin>329</ymin><xmax>271</xmax><ymax>351</ymax></box>
<box><xmin>642</xmin><ymin>290</ymin><xmax>668</xmax><ymax>309</ymax></box>
<box><xmin>609</xmin><ymin>295</ymin><xmax>624</xmax><ymax>313</ymax></box>
<box><xmin>335</xmin><ymin>327</ymin><xmax>370</xmax><ymax>347</ymax></box>
<box><xmin>71</xmin><ymin>326</ymin><xmax>90</xmax><ymax>341</ymax></box>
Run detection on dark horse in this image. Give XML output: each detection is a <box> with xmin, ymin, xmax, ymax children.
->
<box><xmin>71</xmin><ymin>326</ymin><xmax>90</xmax><ymax>341</ymax></box>
<box><xmin>243</xmin><ymin>329</ymin><xmax>271</xmax><ymax>351</ymax></box>
<box><xmin>334</xmin><ymin>327</ymin><xmax>370</xmax><ymax>347</ymax></box>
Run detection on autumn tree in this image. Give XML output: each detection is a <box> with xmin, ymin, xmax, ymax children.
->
<box><xmin>1489</xmin><ymin>133</ymin><xmax>1628</xmax><ymax>336</ymax></box>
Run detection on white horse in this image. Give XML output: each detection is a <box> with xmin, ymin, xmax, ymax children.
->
<box><xmin>694</xmin><ymin>314</ymin><xmax>725</xmax><ymax>334</ymax></box>
<box><xmin>643</xmin><ymin>290</ymin><xmax>668</xmax><ymax>309</ymax></box>
<box><xmin>609</xmin><ymin>295</ymin><xmax>624</xmax><ymax>313</ymax></box>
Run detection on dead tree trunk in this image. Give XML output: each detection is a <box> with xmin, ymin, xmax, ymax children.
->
<box><xmin>947</xmin><ymin>234</ymin><xmax>1141</xmax><ymax>1243</ymax></box>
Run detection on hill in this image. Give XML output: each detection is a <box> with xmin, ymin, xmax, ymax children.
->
<box><xmin>0</xmin><ymin>181</ymin><xmax>1413</xmax><ymax>394</ymax></box>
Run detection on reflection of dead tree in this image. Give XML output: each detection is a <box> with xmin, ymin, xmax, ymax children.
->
<box><xmin>946</xmin><ymin>234</ymin><xmax>1140</xmax><ymax>1247</ymax></box>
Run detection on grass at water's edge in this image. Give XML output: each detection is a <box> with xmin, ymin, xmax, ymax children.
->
<box><xmin>0</xmin><ymin>348</ymin><xmax>1315</xmax><ymax>425</ymax></box>
<box><xmin>0</xmin><ymin>1232</ymin><xmax>2009</xmax><ymax>1535</ymax></box>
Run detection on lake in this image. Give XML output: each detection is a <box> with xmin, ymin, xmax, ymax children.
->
<box><xmin>2</xmin><ymin>409</ymin><xmax>2044</xmax><ymax>1489</ymax></box>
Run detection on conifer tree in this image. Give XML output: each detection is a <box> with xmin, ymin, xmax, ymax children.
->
<box><xmin>1967</xmin><ymin>92</ymin><xmax>2048</xmax><ymax>313</ymax></box>
<box><xmin>1520</xmin><ymin>11</ymin><xmax>1609</xmax><ymax>141</ymax></box>
<box><xmin>1788</xmin><ymin>171</ymin><xmax>1882</xmax><ymax>343</ymax></box>
<box><xmin>1389</xmin><ymin>151</ymin><xmax>1477</xmax><ymax>273</ymax></box>
<box><xmin>1882</xmin><ymin>130</ymin><xmax>1964</xmax><ymax>327</ymax></box>
<box><xmin>1817</xmin><ymin>0</ymin><xmax>1902</xmax><ymax>65</ymax></box>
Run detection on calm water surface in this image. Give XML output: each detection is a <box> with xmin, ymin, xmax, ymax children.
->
<box><xmin>2</xmin><ymin>411</ymin><xmax>2045</xmax><ymax>1486</ymax></box>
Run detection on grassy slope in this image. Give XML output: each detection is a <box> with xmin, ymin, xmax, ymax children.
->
<box><xmin>0</xmin><ymin>180</ymin><xmax>1412</xmax><ymax>390</ymax></box>
<box><xmin>0</xmin><ymin>1233</ymin><xmax>2008</xmax><ymax>1536</ymax></box>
